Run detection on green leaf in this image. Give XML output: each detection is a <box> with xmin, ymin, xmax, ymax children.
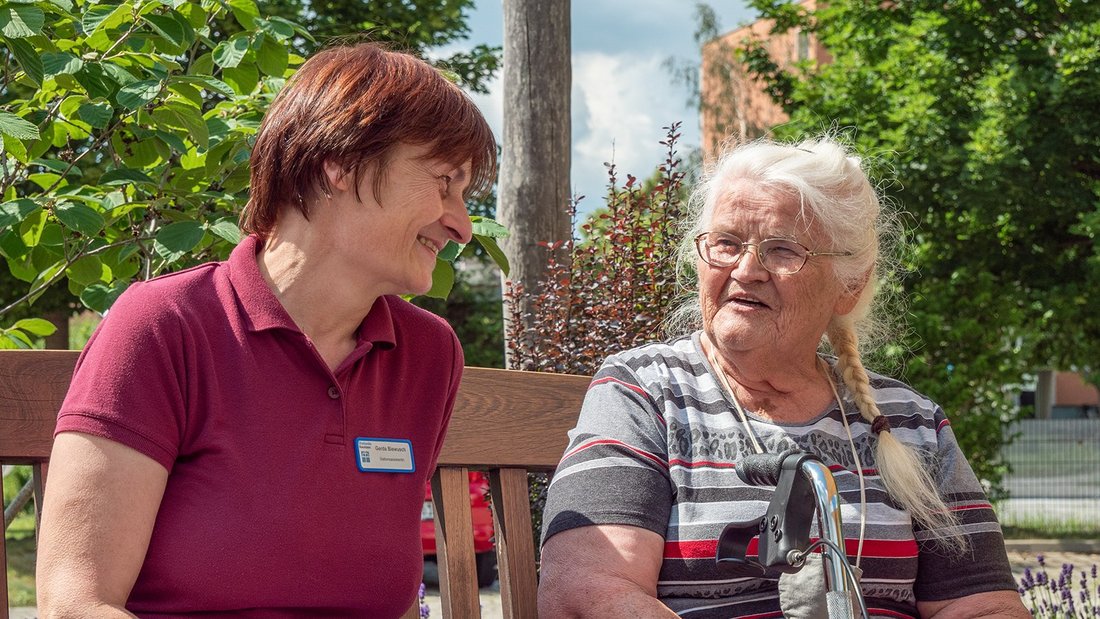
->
<box><xmin>55</xmin><ymin>202</ymin><xmax>105</xmax><ymax>235</ymax></box>
<box><xmin>2</xmin><ymin>133</ymin><xmax>29</xmax><ymax>163</ymax></box>
<box><xmin>208</xmin><ymin>218</ymin><xmax>241</xmax><ymax>244</ymax></box>
<box><xmin>213</xmin><ymin>34</ymin><xmax>249</xmax><ymax>69</ymax></box>
<box><xmin>3</xmin><ymin>330</ymin><xmax>34</xmax><ymax>349</ymax></box>
<box><xmin>438</xmin><ymin>240</ymin><xmax>462</xmax><ymax>262</ymax></box>
<box><xmin>12</xmin><ymin>317</ymin><xmax>56</xmax><ymax>336</ymax></box>
<box><xmin>470</xmin><ymin>216</ymin><xmax>509</xmax><ymax>239</ymax></box>
<box><xmin>67</xmin><ymin>255</ymin><xmax>107</xmax><ymax>286</ymax></box>
<box><xmin>256</xmin><ymin>16</ymin><xmax>294</xmax><ymax>40</ymax></box>
<box><xmin>82</xmin><ymin>3</ymin><xmax>128</xmax><ymax>35</ymax></box>
<box><xmin>117</xmin><ymin>80</ymin><xmax>162</xmax><ymax>110</ymax></box>
<box><xmin>0</xmin><ymin>199</ymin><xmax>39</xmax><ymax>230</ymax></box>
<box><xmin>5</xmin><ymin>36</ymin><xmax>42</xmax><ymax>85</ymax></box>
<box><xmin>424</xmin><ymin>258</ymin><xmax>455</xmax><ymax>299</ymax></box>
<box><xmin>19</xmin><ymin>207</ymin><xmax>47</xmax><ymax>247</ymax></box>
<box><xmin>80</xmin><ymin>280</ymin><xmax>129</xmax><ymax>313</ymax></box>
<box><xmin>78</xmin><ymin>100</ymin><xmax>114</xmax><ymax>129</ymax></box>
<box><xmin>154</xmin><ymin>221</ymin><xmax>204</xmax><ymax>262</ymax></box>
<box><xmin>227</xmin><ymin>0</ymin><xmax>259</xmax><ymax>29</ymax></box>
<box><xmin>41</xmin><ymin>51</ymin><xmax>83</xmax><ymax>77</ymax></box>
<box><xmin>143</xmin><ymin>11</ymin><xmax>193</xmax><ymax>52</ymax></box>
<box><xmin>221</xmin><ymin>63</ymin><xmax>258</xmax><ymax>96</ymax></box>
<box><xmin>172</xmin><ymin>74</ymin><xmax>235</xmax><ymax>97</ymax></box>
<box><xmin>256</xmin><ymin>34</ymin><xmax>288</xmax><ymax>77</ymax></box>
<box><xmin>99</xmin><ymin>168</ymin><xmax>155</xmax><ymax>185</ymax></box>
<box><xmin>473</xmin><ymin>234</ymin><xmax>509</xmax><ymax>276</ymax></box>
<box><xmin>0</xmin><ymin>111</ymin><xmax>39</xmax><ymax>140</ymax></box>
<box><xmin>0</xmin><ymin>5</ymin><xmax>44</xmax><ymax>37</ymax></box>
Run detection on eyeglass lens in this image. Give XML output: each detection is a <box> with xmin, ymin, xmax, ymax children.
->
<box><xmin>697</xmin><ymin>232</ymin><xmax>808</xmax><ymax>274</ymax></box>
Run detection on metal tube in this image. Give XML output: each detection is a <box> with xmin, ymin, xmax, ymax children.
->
<box><xmin>801</xmin><ymin>460</ymin><xmax>855</xmax><ymax>618</ymax></box>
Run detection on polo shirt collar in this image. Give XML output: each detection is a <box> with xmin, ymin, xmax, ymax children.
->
<box><xmin>227</xmin><ymin>235</ymin><xmax>397</xmax><ymax>350</ymax></box>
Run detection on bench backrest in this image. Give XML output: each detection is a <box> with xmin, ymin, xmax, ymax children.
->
<box><xmin>0</xmin><ymin>349</ymin><xmax>590</xmax><ymax>619</ymax></box>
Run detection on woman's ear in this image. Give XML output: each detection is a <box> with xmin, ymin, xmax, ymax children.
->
<box><xmin>321</xmin><ymin>159</ymin><xmax>352</xmax><ymax>193</ymax></box>
<box><xmin>834</xmin><ymin>269</ymin><xmax>872</xmax><ymax>316</ymax></box>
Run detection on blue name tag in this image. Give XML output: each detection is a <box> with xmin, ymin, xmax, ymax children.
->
<box><xmin>355</xmin><ymin>437</ymin><xmax>415</xmax><ymax>473</ymax></box>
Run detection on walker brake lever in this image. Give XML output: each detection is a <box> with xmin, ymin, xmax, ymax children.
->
<box><xmin>716</xmin><ymin>450</ymin><xmax>820</xmax><ymax>574</ymax></box>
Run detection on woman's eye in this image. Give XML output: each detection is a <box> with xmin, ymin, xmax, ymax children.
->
<box><xmin>439</xmin><ymin>175</ymin><xmax>453</xmax><ymax>195</ymax></box>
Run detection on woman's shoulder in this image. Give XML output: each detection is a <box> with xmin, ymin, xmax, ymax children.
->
<box><xmin>105</xmin><ymin>263</ymin><xmax>224</xmax><ymax>324</ymax></box>
<box><xmin>597</xmin><ymin>334</ymin><xmax>707</xmax><ymax>387</ymax></box>
<box><xmin>861</xmin><ymin>366</ymin><xmax>946</xmax><ymax>425</ymax></box>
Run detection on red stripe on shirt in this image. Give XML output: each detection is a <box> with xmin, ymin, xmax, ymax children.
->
<box><xmin>664</xmin><ymin>537</ymin><xmax>918</xmax><ymax>560</ymax></box>
<box><xmin>951</xmin><ymin>502</ymin><xmax>993</xmax><ymax>512</ymax></box>
<box><xmin>561</xmin><ymin>438</ymin><xmax>668</xmax><ymax>469</ymax></box>
<box><xmin>937</xmin><ymin>418</ymin><xmax>951</xmax><ymax>432</ymax></box>
<box><xmin>668</xmin><ymin>458</ymin><xmax>737</xmax><ymax>469</ymax></box>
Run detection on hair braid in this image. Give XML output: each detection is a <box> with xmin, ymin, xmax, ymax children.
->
<box><xmin>827</xmin><ymin>318</ymin><xmax>966</xmax><ymax>551</ymax></box>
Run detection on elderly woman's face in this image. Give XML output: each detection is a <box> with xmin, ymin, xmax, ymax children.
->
<box><xmin>698</xmin><ymin>180</ymin><xmax>857</xmax><ymax>359</ymax></box>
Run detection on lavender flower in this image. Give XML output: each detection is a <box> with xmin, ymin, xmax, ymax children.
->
<box><xmin>418</xmin><ymin>582</ymin><xmax>430</xmax><ymax>619</ymax></box>
<box><xmin>1018</xmin><ymin>557</ymin><xmax>1100</xmax><ymax>618</ymax></box>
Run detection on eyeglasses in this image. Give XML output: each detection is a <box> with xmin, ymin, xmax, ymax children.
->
<box><xmin>694</xmin><ymin>231</ymin><xmax>852</xmax><ymax>275</ymax></box>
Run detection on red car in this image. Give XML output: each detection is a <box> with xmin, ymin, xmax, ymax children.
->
<box><xmin>421</xmin><ymin>471</ymin><xmax>497</xmax><ymax>588</ymax></box>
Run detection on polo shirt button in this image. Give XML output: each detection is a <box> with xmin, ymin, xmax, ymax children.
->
<box><xmin>327</xmin><ymin>385</ymin><xmax>340</xmax><ymax>399</ymax></box>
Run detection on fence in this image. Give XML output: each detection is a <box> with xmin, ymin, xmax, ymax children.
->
<box><xmin>997</xmin><ymin>419</ymin><xmax>1100</xmax><ymax>533</ymax></box>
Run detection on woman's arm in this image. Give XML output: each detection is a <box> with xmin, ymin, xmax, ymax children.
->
<box><xmin>36</xmin><ymin>432</ymin><xmax>169</xmax><ymax>618</ymax></box>
<box><xmin>538</xmin><ymin>524</ymin><xmax>680</xmax><ymax>619</ymax></box>
<box><xmin>917</xmin><ymin>590</ymin><xmax>1030</xmax><ymax>618</ymax></box>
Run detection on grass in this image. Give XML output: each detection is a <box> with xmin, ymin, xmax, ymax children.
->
<box><xmin>1001</xmin><ymin>518</ymin><xmax>1100</xmax><ymax>540</ymax></box>
<box><xmin>5</xmin><ymin>514</ymin><xmax>37</xmax><ymax>606</ymax></box>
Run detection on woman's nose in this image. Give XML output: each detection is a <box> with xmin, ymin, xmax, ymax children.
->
<box><xmin>730</xmin><ymin>245</ymin><xmax>770</xmax><ymax>281</ymax></box>
<box><xmin>443</xmin><ymin>196</ymin><xmax>473</xmax><ymax>245</ymax></box>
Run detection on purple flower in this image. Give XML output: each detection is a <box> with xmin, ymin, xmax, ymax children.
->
<box><xmin>1037</xmin><ymin>554</ymin><xmax>1046</xmax><ymax>567</ymax></box>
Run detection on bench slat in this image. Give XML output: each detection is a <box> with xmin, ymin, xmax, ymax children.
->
<box><xmin>443</xmin><ymin>368</ymin><xmax>590</xmax><ymax>470</ymax></box>
<box><xmin>0</xmin><ymin>350</ymin><xmax>77</xmax><ymax>461</ymax></box>
<box><xmin>489</xmin><ymin>467</ymin><xmax>540</xmax><ymax>618</ymax></box>
<box><xmin>432</xmin><ymin>466</ymin><xmax>481</xmax><ymax>618</ymax></box>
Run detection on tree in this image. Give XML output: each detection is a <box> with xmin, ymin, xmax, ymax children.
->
<box><xmin>0</xmin><ymin>0</ymin><xmax>505</xmax><ymax>348</ymax></box>
<box><xmin>499</xmin><ymin>0</ymin><xmax>572</xmax><ymax>369</ymax></box>
<box><xmin>252</xmin><ymin>0</ymin><xmax>501</xmax><ymax>94</ymax></box>
<box><xmin>725</xmin><ymin>1</ymin><xmax>1100</xmax><ymax>492</ymax></box>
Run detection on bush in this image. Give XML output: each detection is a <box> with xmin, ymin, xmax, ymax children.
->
<box><xmin>505</xmin><ymin>123</ymin><xmax>689</xmax><ymax>551</ymax></box>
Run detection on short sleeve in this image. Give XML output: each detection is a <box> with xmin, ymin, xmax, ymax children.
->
<box><xmin>541</xmin><ymin>356</ymin><xmax>673</xmax><ymax>545</ymax></box>
<box><xmin>56</xmin><ymin>282</ymin><xmax>188</xmax><ymax>470</ymax></box>
<box><xmin>913</xmin><ymin>416</ymin><xmax>1017</xmax><ymax>600</ymax></box>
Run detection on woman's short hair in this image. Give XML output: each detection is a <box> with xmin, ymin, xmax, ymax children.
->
<box><xmin>243</xmin><ymin>42</ymin><xmax>498</xmax><ymax>238</ymax></box>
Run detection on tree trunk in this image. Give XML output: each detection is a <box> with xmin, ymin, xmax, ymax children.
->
<box><xmin>43</xmin><ymin>309</ymin><xmax>70</xmax><ymax>350</ymax></box>
<box><xmin>499</xmin><ymin>0</ymin><xmax>571</xmax><ymax>368</ymax></box>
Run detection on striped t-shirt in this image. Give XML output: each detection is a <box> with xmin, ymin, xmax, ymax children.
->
<box><xmin>542</xmin><ymin>333</ymin><xmax>1016</xmax><ymax>618</ymax></box>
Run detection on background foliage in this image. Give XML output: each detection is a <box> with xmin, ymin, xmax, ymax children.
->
<box><xmin>729</xmin><ymin>0</ymin><xmax>1100</xmax><ymax>493</ymax></box>
<box><xmin>0</xmin><ymin>0</ymin><xmax>505</xmax><ymax>349</ymax></box>
<box><xmin>507</xmin><ymin>124</ymin><xmax>689</xmax><ymax>545</ymax></box>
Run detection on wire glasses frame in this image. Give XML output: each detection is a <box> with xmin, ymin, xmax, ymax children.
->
<box><xmin>694</xmin><ymin>231</ymin><xmax>853</xmax><ymax>275</ymax></box>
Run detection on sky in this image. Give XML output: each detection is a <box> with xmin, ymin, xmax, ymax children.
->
<box><xmin>448</xmin><ymin>1</ymin><xmax>758</xmax><ymax>219</ymax></box>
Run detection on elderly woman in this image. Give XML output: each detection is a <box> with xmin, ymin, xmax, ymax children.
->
<box><xmin>538</xmin><ymin>137</ymin><xmax>1028</xmax><ymax>618</ymax></box>
<box><xmin>35</xmin><ymin>43</ymin><xmax>495</xmax><ymax>617</ymax></box>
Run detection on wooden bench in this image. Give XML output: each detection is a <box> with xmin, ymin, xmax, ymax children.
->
<box><xmin>0</xmin><ymin>349</ymin><xmax>590</xmax><ymax>619</ymax></box>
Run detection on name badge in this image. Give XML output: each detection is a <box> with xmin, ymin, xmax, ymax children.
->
<box><xmin>355</xmin><ymin>437</ymin><xmax>415</xmax><ymax>473</ymax></box>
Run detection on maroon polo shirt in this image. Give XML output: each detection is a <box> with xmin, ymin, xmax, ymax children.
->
<box><xmin>56</xmin><ymin>235</ymin><xmax>463</xmax><ymax>617</ymax></box>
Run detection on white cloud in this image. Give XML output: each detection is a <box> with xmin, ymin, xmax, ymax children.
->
<box><xmin>570</xmin><ymin>51</ymin><xmax>700</xmax><ymax>215</ymax></box>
